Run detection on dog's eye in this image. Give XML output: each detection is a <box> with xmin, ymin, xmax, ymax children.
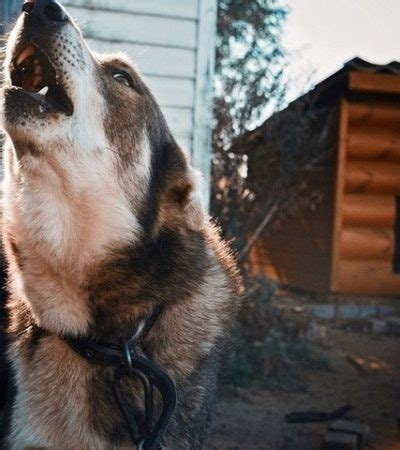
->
<box><xmin>113</xmin><ymin>72</ymin><xmax>133</xmax><ymax>88</ymax></box>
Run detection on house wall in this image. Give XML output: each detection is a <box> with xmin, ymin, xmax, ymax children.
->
<box><xmin>249</xmin><ymin>165</ymin><xmax>336</xmax><ymax>293</ymax></box>
<box><xmin>0</xmin><ymin>0</ymin><xmax>22</xmax><ymax>34</ymax></box>
<box><xmin>331</xmin><ymin>78</ymin><xmax>400</xmax><ymax>295</ymax></box>
<box><xmin>246</xmin><ymin>101</ymin><xmax>339</xmax><ymax>294</ymax></box>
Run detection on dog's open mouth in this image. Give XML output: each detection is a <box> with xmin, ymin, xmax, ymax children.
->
<box><xmin>10</xmin><ymin>43</ymin><xmax>73</xmax><ymax>116</ymax></box>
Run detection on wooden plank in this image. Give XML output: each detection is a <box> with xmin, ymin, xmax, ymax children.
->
<box><xmin>336</xmin><ymin>260</ymin><xmax>400</xmax><ymax>295</ymax></box>
<box><xmin>331</xmin><ymin>100</ymin><xmax>349</xmax><ymax>291</ymax></box>
<box><xmin>145</xmin><ymin>76</ymin><xmax>195</xmax><ymax>108</ymax></box>
<box><xmin>162</xmin><ymin>106</ymin><xmax>193</xmax><ymax>138</ymax></box>
<box><xmin>347</xmin><ymin>125</ymin><xmax>400</xmax><ymax>161</ymax></box>
<box><xmin>256</xmin><ymin>167</ymin><xmax>335</xmax><ymax>294</ymax></box>
<box><xmin>67</xmin><ymin>6</ymin><xmax>197</xmax><ymax>49</ymax></box>
<box><xmin>248</xmin><ymin>246</ymin><xmax>280</xmax><ymax>279</ymax></box>
<box><xmin>63</xmin><ymin>0</ymin><xmax>199</xmax><ymax>20</ymax></box>
<box><xmin>263</xmin><ymin>264</ymin><xmax>280</xmax><ymax>281</ymax></box>
<box><xmin>86</xmin><ymin>39</ymin><xmax>196</xmax><ymax>79</ymax></box>
<box><xmin>192</xmin><ymin>0</ymin><xmax>218</xmax><ymax>206</ymax></box>
<box><xmin>340</xmin><ymin>227</ymin><xmax>394</xmax><ymax>261</ymax></box>
<box><xmin>263</xmin><ymin>247</ymin><xmax>332</xmax><ymax>293</ymax></box>
<box><xmin>342</xmin><ymin>194</ymin><xmax>395</xmax><ymax>228</ymax></box>
<box><xmin>349</xmin><ymin>71</ymin><xmax>400</xmax><ymax>95</ymax></box>
<box><xmin>345</xmin><ymin>160</ymin><xmax>400</xmax><ymax>194</ymax></box>
<box><xmin>348</xmin><ymin>101</ymin><xmax>400</xmax><ymax>127</ymax></box>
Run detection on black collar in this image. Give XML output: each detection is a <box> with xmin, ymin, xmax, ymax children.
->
<box><xmin>62</xmin><ymin>302</ymin><xmax>165</xmax><ymax>366</ymax></box>
<box><xmin>35</xmin><ymin>303</ymin><xmax>176</xmax><ymax>450</ymax></box>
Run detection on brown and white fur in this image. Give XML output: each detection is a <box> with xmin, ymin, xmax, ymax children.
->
<box><xmin>0</xmin><ymin>1</ymin><xmax>240</xmax><ymax>449</ymax></box>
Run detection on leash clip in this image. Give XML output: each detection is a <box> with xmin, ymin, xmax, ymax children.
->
<box><xmin>122</xmin><ymin>319</ymin><xmax>146</xmax><ymax>369</ymax></box>
<box><xmin>130</xmin><ymin>319</ymin><xmax>146</xmax><ymax>344</ymax></box>
<box><xmin>122</xmin><ymin>340</ymin><xmax>133</xmax><ymax>369</ymax></box>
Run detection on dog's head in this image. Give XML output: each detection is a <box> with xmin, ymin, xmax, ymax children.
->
<box><xmin>1</xmin><ymin>0</ymin><xmax>205</xmax><ymax>236</ymax></box>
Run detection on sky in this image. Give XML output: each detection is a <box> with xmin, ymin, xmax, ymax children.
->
<box><xmin>283</xmin><ymin>0</ymin><xmax>400</xmax><ymax>101</ymax></box>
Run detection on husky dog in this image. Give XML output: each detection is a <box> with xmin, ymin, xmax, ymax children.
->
<box><xmin>0</xmin><ymin>1</ymin><xmax>240</xmax><ymax>448</ymax></box>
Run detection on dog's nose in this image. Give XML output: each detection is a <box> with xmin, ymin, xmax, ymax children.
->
<box><xmin>22</xmin><ymin>0</ymin><xmax>68</xmax><ymax>24</ymax></box>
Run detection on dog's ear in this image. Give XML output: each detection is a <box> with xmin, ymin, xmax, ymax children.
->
<box><xmin>165</xmin><ymin>149</ymin><xmax>206</xmax><ymax>232</ymax></box>
<box><xmin>182</xmin><ymin>167</ymin><xmax>206</xmax><ymax>231</ymax></box>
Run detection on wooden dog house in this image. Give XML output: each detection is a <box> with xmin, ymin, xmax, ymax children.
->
<box><xmin>247</xmin><ymin>58</ymin><xmax>400</xmax><ymax>295</ymax></box>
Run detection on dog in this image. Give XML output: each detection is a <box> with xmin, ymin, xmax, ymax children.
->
<box><xmin>0</xmin><ymin>0</ymin><xmax>241</xmax><ymax>448</ymax></box>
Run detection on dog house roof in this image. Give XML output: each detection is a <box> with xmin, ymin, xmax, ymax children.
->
<box><xmin>237</xmin><ymin>57</ymin><xmax>400</xmax><ymax>146</ymax></box>
<box><xmin>345</xmin><ymin>57</ymin><xmax>400</xmax><ymax>75</ymax></box>
<box><xmin>298</xmin><ymin>57</ymin><xmax>400</xmax><ymax>107</ymax></box>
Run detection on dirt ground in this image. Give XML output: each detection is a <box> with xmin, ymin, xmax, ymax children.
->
<box><xmin>207</xmin><ymin>293</ymin><xmax>400</xmax><ymax>450</ymax></box>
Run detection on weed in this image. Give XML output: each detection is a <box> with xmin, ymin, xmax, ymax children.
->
<box><xmin>225</xmin><ymin>275</ymin><xmax>330</xmax><ymax>390</ymax></box>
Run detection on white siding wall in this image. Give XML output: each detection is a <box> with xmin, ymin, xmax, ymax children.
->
<box><xmin>0</xmin><ymin>0</ymin><xmax>23</xmax><ymax>34</ymax></box>
<box><xmin>62</xmin><ymin>0</ymin><xmax>217</xmax><ymax>203</ymax></box>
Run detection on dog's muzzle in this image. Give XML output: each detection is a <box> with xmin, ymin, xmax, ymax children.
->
<box><xmin>22</xmin><ymin>0</ymin><xmax>68</xmax><ymax>26</ymax></box>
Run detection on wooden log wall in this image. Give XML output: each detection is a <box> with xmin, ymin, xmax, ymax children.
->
<box><xmin>333</xmin><ymin>96</ymin><xmax>400</xmax><ymax>295</ymax></box>
<box><xmin>249</xmin><ymin>167</ymin><xmax>336</xmax><ymax>293</ymax></box>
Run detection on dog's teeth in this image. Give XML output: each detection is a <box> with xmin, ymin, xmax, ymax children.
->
<box><xmin>38</xmin><ymin>86</ymin><xmax>49</xmax><ymax>95</ymax></box>
<box><xmin>16</xmin><ymin>45</ymin><xmax>36</xmax><ymax>66</ymax></box>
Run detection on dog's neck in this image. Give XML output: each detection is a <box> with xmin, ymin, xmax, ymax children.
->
<box><xmin>3</xmin><ymin>139</ymin><xmax>141</xmax><ymax>336</ymax></box>
<box><xmin>7</xmin><ymin>139</ymin><xmax>139</xmax><ymax>265</ymax></box>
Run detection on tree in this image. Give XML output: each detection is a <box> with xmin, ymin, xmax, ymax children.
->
<box><xmin>212</xmin><ymin>0</ymin><xmax>289</xmax><ymax>249</ymax></box>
